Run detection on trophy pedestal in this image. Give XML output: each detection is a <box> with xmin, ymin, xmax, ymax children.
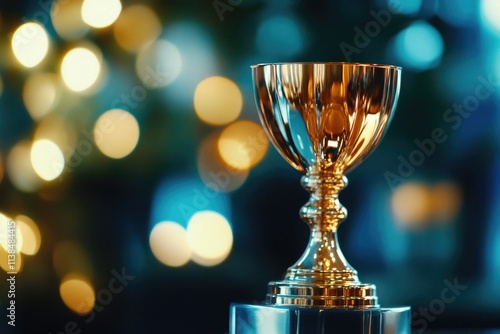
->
<box><xmin>229</xmin><ymin>303</ymin><xmax>411</xmax><ymax>334</ymax></box>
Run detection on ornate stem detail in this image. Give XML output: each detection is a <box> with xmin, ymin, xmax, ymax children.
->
<box><xmin>284</xmin><ymin>168</ymin><xmax>359</xmax><ymax>284</ymax></box>
<box><xmin>300</xmin><ymin>169</ymin><xmax>348</xmax><ymax>233</ymax></box>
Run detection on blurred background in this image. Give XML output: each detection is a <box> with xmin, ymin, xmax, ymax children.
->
<box><xmin>0</xmin><ymin>0</ymin><xmax>499</xmax><ymax>333</ymax></box>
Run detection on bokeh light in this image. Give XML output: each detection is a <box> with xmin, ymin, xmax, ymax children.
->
<box><xmin>136</xmin><ymin>39</ymin><xmax>182</xmax><ymax>88</ymax></box>
<box><xmin>11</xmin><ymin>22</ymin><xmax>49</xmax><ymax>68</ymax></box>
<box><xmin>391</xmin><ymin>21</ymin><xmax>444</xmax><ymax>71</ymax></box>
<box><xmin>61</xmin><ymin>47</ymin><xmax>102</xmax><ymax>92</ymax></box>
<box><xmin>6</xmin><ymin>141</ymin><xmax>42</xmax><ymax>193</ymax></box>
<box><xmin>430</xmin><ymin>182</ymin><xmax>463</xmax><ymax>222</ymax></box>
<box><xmin>81</xmin><ymin>0</ymin><xmax>122</xmax><ymax>29</ymax></box>
<box><xmin>0</xmin><ymin>213</ymin><xmax>23</xmax><ymax>253</ymax></box>
<box><xmin>255</xmin><ymin>14</ymin><xmax>306</xmax><ymax>57</ymax></box>
<box><xmin>149</xmin><ymin>222</ymin><xmax>191</xmax><ymax>267</ymax></box>
<box><xmin>481</xmin><ymin>0</ymin><xmax>500</xmax><ymax>34</ymax></box>
<box><xmin>0</xmin><ymin>246</ymin><xmax>23</xmax><ymax>273</ymax></box>
<box><xmin>391</xmin><ymin>181</ymin><xmax>463</xmax><ymax>229</ymax></box>
<box><xmin>51</xmin><ymin>0</ymin><xmax>90</xmax><ymax>40</ymax></box>
<box><xmin>31</xmin><ymin>139</ymin><xmax>65</xmax><ymax>181</ymax></box>
<box><xmin>0</xmin><ymin>213</ymin><xmax>24</xmax><ymax>273</ymax></box>
<box><xmin>94</xmin><ymin>109</ymin><xmax>140</xmax><ymax>159</ymax></box>
<box><xmin>23</xmin><ymin>73</ymin><xmax>61</xmax><ymax>121</ymax></box>
<box><xmin>217</xmin><ymin>120</ymin><xmax>269</xmax><ymax>171</ymax></box>
<box><xmin>186</xmin><ymin>210</ymin><xmax>233</xmax><ymax>266</ymax></box>
<box><xmin>197</xmin><ymin>133</ymin><xmax>249</xmax><ymax>192</ymax></box>
<box><xmin>194</xmin><ymin>76</ymin><xmax>243</xmax><ymax>126</ymax></box>
<box><xmin>113</xmin><ymin>5</ymin><xmax>162</xmax><ymax>52</ymax></box>
<box><xmin>15</xmin><ymin>215</ymin><xmax>42</xmax><ymax>256</ymax></box>
<box><xmin>160</xmin><ymin>22</ymin><xmax>218</xmax><ymax>109</ymax></box>
<box><xmin>391</xmin><ymin>182</ymin><xmax>432</xmax><ymax>229</ymax></box>
<box><xmin>60</xmin><ymin>274</ymin><xmax>95</xmax><ymax>314</ymax></box>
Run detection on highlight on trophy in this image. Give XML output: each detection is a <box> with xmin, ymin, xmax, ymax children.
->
<box><xmin>252</xmin><ymin>62</ymin><xmax>401</xmax><ymax>308</ymax></box>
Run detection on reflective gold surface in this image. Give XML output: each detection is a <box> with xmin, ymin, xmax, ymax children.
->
<box><xmin>252</xmin><ymin>62</ymin><xmax>401</xmax><ymax>308</ymax></box>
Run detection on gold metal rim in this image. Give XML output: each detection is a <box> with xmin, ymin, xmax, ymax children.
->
<box><xmin>251</xmin><ymin>62</ymin><xmax>402</xmax><ymax>70</ymax></box>
<box><xmin>267</xmin><ymin>281</ymin><xmax>380</xmax><ymax>309</ymax></box>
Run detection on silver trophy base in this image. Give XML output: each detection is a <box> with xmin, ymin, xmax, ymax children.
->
<box><xmin>230</xmin><ymin>303</ymin><xmax>411</xmax><ymax>334</ymax></box>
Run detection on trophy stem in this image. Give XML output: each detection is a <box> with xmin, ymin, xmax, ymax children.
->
<box><xmin>267</xmin><ymin>168</ymin><xmax>379</xmax><ymax>308</ymax></box>
<box><xmin>300</xmin><ymin>169</ymin><xmax>348</xmax><ymax>233</ymax></box>
<box><xmin>287</xmin><ymin>169</ymin><xmax>359</xmax><ymax>283</ymax></box>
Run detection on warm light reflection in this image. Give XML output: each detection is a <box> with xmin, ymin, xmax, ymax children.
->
<box><xmin>218</xmin><ymin>120</ymin><xmax>268</xmax><ymax>170</ymax></box>
<box><xmin>186</xmin><ymin>211</ymin><xmax>233</xmax><ymax>266</ymax></box>
<box><xmin>6</xmin><ymin>141</ymin><xmax>42</xmax><ymax>192</ymax></box>
<box><xmin>51</xmin><ymin>0</ymin><xmax>89</xmax><ymax>40</ymax></box>
<box><xmin>53</xmin><ymin>241</ymin><xmax>94</xmax><ymax>279</ymax></box>
<box><xmin>0</xmin><ymin>246</ymin><xmax>22</xmax><ymax>273</ymax></box>
<box><xmin>23</xmin><ymin>73</ymin><xmax>60</xmax><ymax>121</ymax></box>
<box><xmin>194</xmin><ymin>76</ymin><xmax>242</xmax><ymax>126</ymax></box>
<box><xmin>113</xmin><ymin>5</ymin><xmax>161</xmax><ymax>52</ymax></box>
<box><xmin>431</xmin><ymin>182</ymin><xmax>463</xmax><ymax>223</ymax></box>
<box><xmin>11</xmin><ymin>22</ymin><xmax>49</xmax><ymax>68</ymax></box>
<box><xmin>81</xmin><ymin>0</ymin><xmax>122</xmax><ymax>28</ymax></box>
<box><xmin>149</xmin><ymin>221</ymin><xmax>191</xmax><ymax>267</ymax></box>
<box><xmin>0</xmin><ymin>75</ymin><xmax>3</xmax><ymax>98</ymax></box>
<box><xmin>391</xmin><ymin>181</ymin><xmax>463</xmax><ymax>229</ymax></box>
<box><xmin>0</xmin><ymin>213</ymin><xmax>23</xmax><ymax>253</ymax></box>
<box><xmin>391</xmin><ymin>182</ymin><xmax>432</xmax><ymax>229</ymax></box>
<box><xmin>94</xmin><ymin>109</ymin><xmax>140</xmax><ymax>159</ymax></box>
<box><xmin>60</xmin><ymin>274</ymin><xmax>95</xmax><ymax>314</ymax></box>
<box><xmin>197</xmin><ymin>133</ymin><xmax>249</xmax><ymax>192</ymax></box>
<box><xmin>136</xmin><ymin>39</ymin><xmax>182</xmax><ymax>88</ymax></box>
<box><xmin>31</xmin><ymin>139</ymin><xmax>65</xmax><ymax>181</ymax></box>
<box><xmin>15</xmin><ymin>215</ymin><xmax>42</xmax><ymax>256</ymax></box>
<box><xmin>61</xmin><ymin>47</ymin><xmax>101</xmax><ymax>92</ymax></box>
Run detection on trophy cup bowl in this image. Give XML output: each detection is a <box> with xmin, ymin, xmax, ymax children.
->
<box><xmin>229</xmin><ymin>63</ymin><xmax>410</xmax><ymax>334</ymax></box>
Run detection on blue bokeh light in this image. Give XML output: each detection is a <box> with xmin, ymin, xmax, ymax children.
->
<box><xmin>150</xmin><ymin>175</ymin><xmax>231</xmax><ymax>230</ymax></box>
<box><xmin>391</xmin><ymin>20</ymin><xmax>444</xmax><ymax>71</ymax></box>
<box><xmin>255</xmin><ymin>14</ymin><xmax>306</xmax><ymax>58</ymax></box>
<box><xmin>161</xmin><ymin>22</ymin><xmax>218</xmax><ymax>109</ymax></box>
<box><xmin>392</xmin><ymin>0</ymin><xmax>422</xmax><ymax>15</ymax></box>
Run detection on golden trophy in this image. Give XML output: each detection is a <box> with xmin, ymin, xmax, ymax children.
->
<box><xmin>230</xmin><ymin>63</ymin><xmax>410</xmax><ymax>333</ymax></box>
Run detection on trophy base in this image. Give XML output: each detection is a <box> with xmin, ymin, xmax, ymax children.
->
<box><xmin>229</xmin><ymin>303</ymin><xmax>411</xmax><ymax>334</ymax></box>
<box><xmin>267</xmin><ymin>280</ymin><xmax>379</xmax><ymax>307</ymax></box>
